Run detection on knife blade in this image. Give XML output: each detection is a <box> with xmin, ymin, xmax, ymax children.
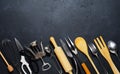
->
<box><xmin>60</xmin><ymin>39</ymin><xmax>73</xmax><ymax>58</ymax></box>
<box><xmin>14</xmin><ymin>38</ymin><xmax>24</xmax><ymax>52</ymax></box>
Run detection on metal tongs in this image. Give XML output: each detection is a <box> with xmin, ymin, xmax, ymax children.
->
<box><xmin>26</xmin><ymin>41</ymin><xmax>51</xmax><ymax>71</ymax></box>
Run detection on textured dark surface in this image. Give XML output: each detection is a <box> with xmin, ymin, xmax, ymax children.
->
<box><xmin>0</xmin><ymin>0</ymin><xmax>120</xmax><ymax>74</ymax></box>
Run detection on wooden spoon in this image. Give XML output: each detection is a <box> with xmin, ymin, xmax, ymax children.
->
<box><xmin>75</xmin><ymin>37</ymin><xmax>99</xmax><ymax>74</ymax></box>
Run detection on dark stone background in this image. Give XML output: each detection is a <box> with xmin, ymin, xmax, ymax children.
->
<box><xmin>0</xmin><ymin>0</ymin><xmax>120</xmax><ymax>74</ymax></box>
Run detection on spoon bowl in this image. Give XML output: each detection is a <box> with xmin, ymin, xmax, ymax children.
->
<box><xmin>75</xmin><ymin>37</ymin><xmax>88</xmax><ymax>55</ymax></box>
<box><xmin>108</xmin><ymin>40</ymin><xmax>120</xmax><ymax>62</ymax></box>
<box><xmin>108</xmin><ymin>41</ymin><xmax>117</xmax><ymax>55</ymax></box>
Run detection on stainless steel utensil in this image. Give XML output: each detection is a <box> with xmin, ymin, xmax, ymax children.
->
<box><xmin>45</xmin><ymin>46</ymin><xmax>63</xmax><ymax>74</ymax></box>
<box><xmin>29</xmin><ymin>41</ymin><xmax>51</xmax><ymax>71</ymax></box>
<box><xmin>88</xmin><ymin>43</ymin><xmax>108</xmax><ymax>74</ymax></box>
<box><xmin>108</xmin><ymin>41</ymin><xmax>120</xmax><ymax>61</ymax></box>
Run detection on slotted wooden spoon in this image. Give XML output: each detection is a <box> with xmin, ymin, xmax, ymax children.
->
<box><xmin>75</xmin><ymin>37</ymin><xmax>99</xmax><ymax>74</ymax></box>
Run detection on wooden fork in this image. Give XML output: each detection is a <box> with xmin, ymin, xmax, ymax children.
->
<box><xmin>94</xmin><ymin>36</ymin><xmax>120</xmax><ymax>74</ymax></box>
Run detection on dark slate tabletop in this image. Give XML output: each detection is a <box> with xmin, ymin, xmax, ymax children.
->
<box><xmin>0</xmin><ymin>0</ymin><xmax>120</xmax><ymax>74</ymax></box>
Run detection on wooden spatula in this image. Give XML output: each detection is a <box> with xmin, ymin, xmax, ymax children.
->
<box><xmin>75</xmin><ymin>37</ymin><xmax>99</xmax><ymax>74</ymax></box>
<box><xmin>50</xmin><ymin>36</ymin><xmax>73</xmax><ymax>74</ymax></box>
<box><xmin>0</xmin><ymin>51</ymin><xmax>14</xmax><ymax>72</ymax></box>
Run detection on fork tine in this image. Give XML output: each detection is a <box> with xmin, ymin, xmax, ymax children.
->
<box><xmin>25</xmin><ymin>46</ymin><xmax>36</xmax><ymax>56</ymax></box>
<box><xmin>40</xmin><ymin>41</ymin><xmax>45</xmax><ymax>53</ymax></box>
<box><xmin>100</xmin><ymin>36</ymin><xmax>107</xmax><ymax>48</ymax></box>
<box><xmin>67</xmin><ymin>37</ymin><xmax>74</xmax><ymax>47</ymax></box>
<box><xmin>94</xmin><ymin>38</ymin><xmax>101</xmax><ymax>50</ymax></box>
<box><xmin>67</xmin><ymin>37</ymin><xmax>76</xmax><ymax>50</ymax></box>
<box><xmin>96</xmin><ymin>37</ymin><xmax>104</xmax><ymax>49</ymax></box>
<box><xmin>65</xmin><ymin>38</ymin><xmax>72</xmax><ymax>49</ymax></box>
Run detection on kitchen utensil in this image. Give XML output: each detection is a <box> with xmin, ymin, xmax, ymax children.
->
<box><xmin>65</xmin><ymin>37</ymin><xmax>91</xmax><ymax>74</ymax></box>
<box><xmin>24</xmin><ymin>46</ymin><xmax>40</xmax><ymax>74</ymax></box>
<box><xmin>14</xmin><ymin>38</ymin><xmax>32</xmax><ymax>74</ymax></box>
<box><xmin>75</xmin><ymin>37</ymin><xmax>99</xmax><ymax>74</ymax></box>
<box><xmin>60</xmin><ymin>39</ymin><xmax>78</xmax><ymax>74</ymax></box>
<box><xmin>88</xmin><ymin>43</ymin><xmax>108</xmax><ymax>74</ymax></box>
<box><xmin>2</xmin><ymin>39</ymin><xmax>22</xmax><ymax>74</ymax></box>
<box><xmin>0</xmin><ymin>51</ymin><xmax>14</xmax><ymax>72</ymax></box>
<box><xmin>108</xmin><ymin>41</ymin><xmax>120</xmax><ymax>61</ymax></box>
<box><xmin>50</xmin><ymin>36</ymin><xmax>73</xmax><ymax>74</ymax></box>
<box><xmin>94</xmin><ymin>36</ymin><xmax>120</xmax><ymax>74</ymax></box>
<box><xmin>44</xmin><ymin>45</ymin><xmax>63</xmax><ymax>74</ymax></box>
<box><xmin>28</xmin><ymin>41</ymin><xmax>51</xmax><ymax>71</ymax></box>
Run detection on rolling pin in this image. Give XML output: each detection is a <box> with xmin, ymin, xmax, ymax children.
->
<box><xmin>50</xmin><ymin>36</ymin><xmax>73</xmax><ymax>74</ymax></box>
<box><xmin>0</xmin><ymin>51</ymin><xmax>14</xmax><ymax>72</ymax></box>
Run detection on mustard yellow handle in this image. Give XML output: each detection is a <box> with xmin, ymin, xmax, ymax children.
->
<box><xmin>68</xmin><ymin>71</ymin><xmax>73</xmax><ymax>74</ymax></box>
<box><xmin>107</xmin><ymin>56</ymin><xmax>120</xmax><ymax>74</ymax></box>
<box><xmin>0</xmin><ymin>51</ymin><xmax>14</xmax><ymax>72</ymax></box>
<box><xmin>50</xmin><ymin>36</ymin><xmax>58</xmax><ymax>48</ymax></box>
<box><xmin>81</xmin><ymin>63</ymin><xmax>91</xmax><ymax>74</ymax></box>
<box><xmin>87</xmin><ymin>54</ymin><xmax>99</xmax><ymax>74</ymax></box>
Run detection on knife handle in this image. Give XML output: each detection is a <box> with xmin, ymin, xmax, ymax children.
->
<box><xmin>81</xmin><ymin>63</ymin><xmax>91</xmax><ymax>74</ymax></box>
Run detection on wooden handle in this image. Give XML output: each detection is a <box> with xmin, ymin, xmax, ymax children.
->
<box><xmin>68</xmin><ymin>71</ymin><xmax>73</xmax><ymax>74</ymax></box>
<box><xmin>87</xmin><ymin>54</ymin><xmax>99</xmax><ymax>74</ymax></box>
<box><xmin>54</xmin><ymin>48</ymin><xmax>73</xmax><ymax>74</ymax></box>
<box><xmin>81</xmin><ymin>63</ymin><xmax>91</xmax><ymax>74</ymax></box>
<box><xmin>107</xmin><ymin>56</ymin><xmax>120</xmax><ymax>74</ymax></box>
<box><xmin>0</xmin><ymin>51</ymin><xmax>14</xmax><ymax>72</ymax></box>
<box><xmin>0</xmin><ymin>51</ymin><xmax>9</xmax><ymax>66</ymax></box>
<box><xmin>7</xmin><ymin>65</ymin><xmax>14</xmax><ymax>72</ymax></box>
<box><xmin>50</xmin><ymin>36</ymin><xmax>58</xmax><ymax>48</ymax></box>
<box><xmin>50</xmin><ymin>37</ymin><xmax>73</xmax><ymax>74</ymax></box>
